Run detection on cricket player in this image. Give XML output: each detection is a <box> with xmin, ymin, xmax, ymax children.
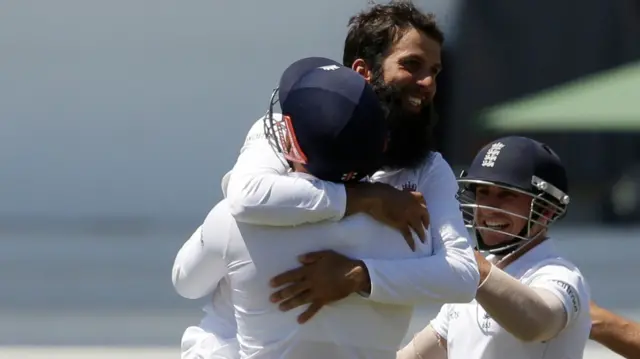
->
<box><xmin>589</xmin><ymin>301</ymin><xmax>640</xmax><ymax>358</ymax></box>
<box><xmin>220</xmin><ymin>0</ymin><xmax>477</xmax><ymax>316</ymax></box>
<box><xmin>397</xmin><ymin>136</ymin><xmax>591</xmax><ymax>359</ymax></box>
<box><xmin>176</xmin><ymin>57</ymin><xmax>440</xmax><ymax>359</ymax></box>
<box><xmin>175</xmin><ymin>2</ymin><xmax>479</xmax><ymax>357</ymax></box>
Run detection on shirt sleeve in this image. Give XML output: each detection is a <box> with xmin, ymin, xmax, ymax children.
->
<box><xmin>172</xmin><ymin>225</ymin><xmax>227</xmax><ymax>299</ymax></box>
<box><xmin>223</xmin><ymin>116</ymin><xmax>347</xmax><ymax>226</ymax></box>
<box><xmin>362</xmin><ymin>154</ymin><xmax>479</xmax><ymax>305</ymax></box>
<box><xmin>430</xmin><ymin>304</ymin><xmax>452</xmax><ymax>341</ymax></box>
<box><xmin>527</xmin><ymin>261</ymin><xmax>590</xmax><ymax>328</ymax></box>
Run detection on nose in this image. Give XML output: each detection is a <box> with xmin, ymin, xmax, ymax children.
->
<box><xmin>416</xmin><ymin>73</ymin><xmax>436</xmax><ymax>100</ymax></box>
<box><xmin>476</xmin><ymin>197</ymin><xmax>501</xmax><ymax>214</ymax></box>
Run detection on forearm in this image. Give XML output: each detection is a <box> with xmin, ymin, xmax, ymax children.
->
<box><xmin>397</xmin><ymin>325</ymin><xmax>447</xmax><ymax>359</ymax></box>
<box><xmin>590</xmin><ymin>305</ymin><xmax>640</xmax><ymax>358</ymax></box>
<box><xmin>226</xmin><ymin>171</ymin><xmax>347</xmax><ymax>225</ymax></box>
<box><xmin>343</xmin><ymin>182</ymin><xmax>386</xmax><ymax>217</ymax></box>
<box><xmin>366</xmin><ymin>154</ymin><xmax>478</xmax><ymax>305</ymax></box>
<box><xmin>475</xmin><ymin>264</ymin><xmax>567</xmax><ymax>342</ymax></box>
<box><xmin>363</xmin><ymin>232</ymin><xmax>479</xmax><ymax>305</ymax></box>
<box><xmin>224</xmin><ymin>117</ymin><xmax>347</xmax><ymax>226</ymax></box>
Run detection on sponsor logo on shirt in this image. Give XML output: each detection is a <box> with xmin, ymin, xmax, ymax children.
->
<box><xmin>551</xmin><ymin>279</ymin><xmax>580</xmax><ymax>313</ymax></box>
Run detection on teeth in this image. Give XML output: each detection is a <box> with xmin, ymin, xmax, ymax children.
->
<box><xmin>485</xmin><ymin>221</ymin><xmax>508</xmax><ymax>230</ymax></box>
<box><xmin>408</xmin><ymin>97</ymin><xmax>422</xmax><ymax>106</ymax></box>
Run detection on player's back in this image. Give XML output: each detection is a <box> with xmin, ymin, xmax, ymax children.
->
<box><xmin>205</xmin><ymin>195</ymin><xmax>432</xmax><ymax>359</ymax></box>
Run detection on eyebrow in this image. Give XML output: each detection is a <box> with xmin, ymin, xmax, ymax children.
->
<box><xmin>401</xmin><ymin>54</ymin><xmax>442</xmax><ymax>71</ymax></box>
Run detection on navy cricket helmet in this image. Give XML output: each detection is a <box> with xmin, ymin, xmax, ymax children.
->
<box><xmin>457</xmin><ymin>136</ymin><xmax>570</xmax><ymax>255</ymax></box>
<box><xmin>263</xmin><ymin>57</ymin><xmax>388</xmax><ymax>183</ymax></box>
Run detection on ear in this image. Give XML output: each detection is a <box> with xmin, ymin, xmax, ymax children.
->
<box><xmin>351</xmin><ymin>58</ymin><xmax>373</xmax><ymax>82</ymax></box>
<box><xmin>538</xmin><ymin>204</ymin><xmax>557</xmax><ymax>226</ymax></box>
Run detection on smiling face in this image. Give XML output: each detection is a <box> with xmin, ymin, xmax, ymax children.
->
<box><xmin>353</xmin><ymin>27</ymin><xmax>442</xmax><ymax>169</ymax></box>
<box><xmin>474</xmin><ymin>184</ymin><xmax>539</xmax><ymax>246</ymax></box>
<box><xmin>378</xmin><ymin>27</ymin><xmax>442</xmax><ymax>113</ymax></box>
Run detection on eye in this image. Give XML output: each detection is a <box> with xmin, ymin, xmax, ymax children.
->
<box><xmin>476</xmin><ymin>187</ymin><xmax>490</xmax><ymax>196</ymax></box>
<box><xmin>400</xmin><ymin>58</ymin><xmax>422</xmax><ymax>73</ymax></box>
<box><xmin>497</xmin><ymin>191</ymin><xmax>518</xmax><ymax>200</ymax></box>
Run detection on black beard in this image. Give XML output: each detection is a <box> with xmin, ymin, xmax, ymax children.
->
<box><xmin>370</xmin><ymin>70</ymin><xmax>437</xmax><ymax>170</ymax></box>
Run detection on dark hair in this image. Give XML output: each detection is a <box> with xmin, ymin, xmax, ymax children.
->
<box><xmin>343</xmin><ymin>1</ymin><xmax>444</xmax><ymax>69</ymax></box>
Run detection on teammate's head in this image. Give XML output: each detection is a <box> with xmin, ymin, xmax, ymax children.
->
<box><xmin>343</xmin><ymin>0</ymin><xmax>443</xmax><ymax>169</ymax></box>
<box><xmin>457</xmin><ymin>136</ymin><xmax>570</xmax><ymax>256</ymax></box>
<box><xmin>265</xmin><ymin>57</ymin><xmax>389</xmax><ymax>183</ymax></box>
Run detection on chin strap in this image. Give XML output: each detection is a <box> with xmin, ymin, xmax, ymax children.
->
<box><xmin>494</xmin><ymin>233</ymin><xmax>548</xmax><ymax>270</ymax></box>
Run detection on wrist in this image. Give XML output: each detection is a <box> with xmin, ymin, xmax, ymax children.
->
<box><xmin>344</xmin><ymin>183</ymin><xmax>379</xmax><ymax>217</ymax></box>
<box><xmin>474</xmin><ymin>251</ymin><xmax>493</xmax><ymax>284</ymax></box>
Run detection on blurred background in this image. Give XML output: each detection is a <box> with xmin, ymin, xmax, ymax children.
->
<box><xmin>1</xmin><ymin>0</ymin><xmax>639</xmax><ymax>357</ymax></box>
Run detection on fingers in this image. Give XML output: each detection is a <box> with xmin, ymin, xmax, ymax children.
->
<box><xmin>270</xmin><ymin>267</ymin><xmax>306</xmax><ymax>287</ymax></box>
<box><xmin>410</xmin><ymin>191</ymin><xmax>426</xmax><ymax>205</ymax></box>
<box><xmin>297</xmin><ymin>302</ymin><xmax>324</xmax><ymax>324</ymax></box>
<box><xmin>421</xmin><ymin>210</ymin><xmax>430</xmax><ymax>229</ymax></box>
<box><xmin>409</xmin><ymin>219</ymin><xmax>426</xmax><ymax>243</ymax></box>
<box><xmin>278</xmin><ymin>290</ymin><xmax>313</xmax><ymax>312</ymax></box>
<box><xmin>297</xmin><ymin>250</ymin><xmax>331</xmax><ymax>264</ymax></box>
<box><xmin>270</xmin><ymin>282</ymin><xmax>309</xmax><ymax>303</ymax></box>
<box><xmin>401</xmin><ymin>228</ymin><xmax>416</xmax><ymax>251</ymax></box>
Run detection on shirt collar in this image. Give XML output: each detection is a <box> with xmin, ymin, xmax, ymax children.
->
<box><xmin>488</xmin><ymin>238</ymin><xmax>557</xmax><ymax>275</ymax></box>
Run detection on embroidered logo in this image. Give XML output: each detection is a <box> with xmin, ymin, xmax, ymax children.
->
<box><xmin>318</xmin><ymin>65</ymin><xmax>340</xmax><ymax>71</ymax></box>
<box><xmin>341</xmin><ymin>172</ymin><xmax>358</xmax><ymax>181</ymax></box>
<box><xmin>401</xmin><ymin>182</ymin><xmax>417</xmax><ymax>192</ymax></box>
<box><xmin>481</xmin><ymin>142</ymin><xmax>505</xmax><ymax>167</ymax></box>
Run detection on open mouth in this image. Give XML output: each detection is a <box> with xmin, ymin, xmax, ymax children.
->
<box><xmin>407</xmin><ymin>96</ymin><xmax>422</xmax><ymax>107</ymax></box>
<box><xmin>484</xmin><ymin>220</ymin><xmax>509</xmax><ymax>231</ymax></box>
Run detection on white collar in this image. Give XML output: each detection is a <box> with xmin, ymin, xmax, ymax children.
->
<box><xmin>488</xmin><ymin>238</ymin><xmax>557</xmax><ymax>275</ymax></box>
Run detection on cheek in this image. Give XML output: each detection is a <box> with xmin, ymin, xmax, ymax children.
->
<box><xmin>510</xmin><ymin>216</ymin><xmax>528</xmax><ymax>230</ymax></box>
<box><xmin>382</xmin><ymin>65</ymin><xmax>413</xmax><ymax>86</ymax></box>
<box><xmin>505</xmin><ymin>204</ymin><xmax>532</xmax><ymax>224</ymax></box>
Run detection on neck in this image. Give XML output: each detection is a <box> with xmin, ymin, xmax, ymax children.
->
<box><xmin>291</xmin><ymin>162</ymin><xmax>309</xmax><ymax>174</ymax></box>
<box><xmin>494</xmin><ymin>233</ymin><xmax>549</xmax><ymax>270</ymax></box>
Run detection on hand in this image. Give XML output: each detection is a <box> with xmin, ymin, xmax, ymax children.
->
<box><xmin>346</xmin><ymin>182</ymin><xmax>429</xmax><ymax>251</ymax></box>
<box><xmin>269</xmin><ymin>250</ymin><xmax>369</xmax><ymax>324</ymax></box>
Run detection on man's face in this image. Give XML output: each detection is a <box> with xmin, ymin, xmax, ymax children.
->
<box><xmin>367</xmin><ymin>27</ymin><xmax>442</xmax><ymax>169</ymax></box>
<box><xmin>379</xmin><ymin>27</ymin><xmax>441</xmax><ymax>113</ymax></box>
<box><xmin>474</xmin><ymin>185</ymin><xmax>533</xmax><ymax>246</ymax></box>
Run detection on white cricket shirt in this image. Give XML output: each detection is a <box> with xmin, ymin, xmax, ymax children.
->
<box><xmin>173</xmin><ymin>114</ymin><xmax>479</xmax><ymax>358</ymax></box>
<box><xmin>222</xmin><ymin>115</ymin><xmax>479</xmax><ymax>305</ymax></box>
<box><xmin>430</xmin><ymin>239</ymin><xmax>591</xmax><ymax>359</ymax></box>
<box><xmin>197</xmin><ymin>195</ymin><xmax>435</xmax><ymax>359</ymax></box>
<box><xmin>173</xmin><ymin>227</ymin><xmax>238</xmax><ymax>359</ymax></box>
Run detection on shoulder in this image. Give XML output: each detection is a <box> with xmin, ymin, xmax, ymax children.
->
<box><xmin>525</xmin><ymin>257</ymin><xmax>586</xmax><ymax>284</ymax></box>
<box><xmin>240</xmin><ymin>113</ymin><xmax>284</xmax><ymax>145</ymax></box>
<box><xmin>413</xmin><ymin>152</ymin><xmax>459</xmax><ymax>196</ymax></box>
<box><xmin>525</xmin><ymin>257</ymin><xmax>590</xmax><ymax>315</ymax></box>
<box><xmin>421</xmin><ymin>152</ymin><xmax>457</xmax><ymax>178</ymax></box>
<box><xmin>242</xmin><ymin>114</ymin><xmax>278</xmax><ymax>146</ymax></box>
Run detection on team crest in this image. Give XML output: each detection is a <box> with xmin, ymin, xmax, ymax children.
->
<box><xmin>401</xmin><ymin>182</ymin><xmax>417</xmax><ymax>192</ymax></box>
<box><xmin>481</xmin><ymin>142</ymin><xmax>505</xmax><ymax>168</ymax></box>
